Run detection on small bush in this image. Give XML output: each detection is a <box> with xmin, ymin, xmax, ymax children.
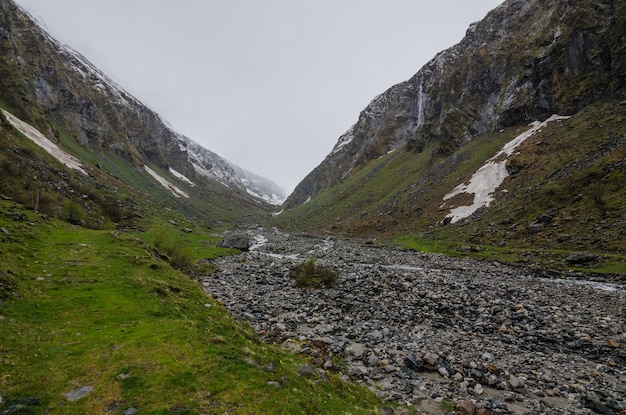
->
<box><xmin>289</xmin><ymin>257</ymin><xmax>337</xmax><ymax>289</ymax></box>
<box><xmin>64</xmin><ymin>201</ymin><xmax>85</xmax><ymax>225</ymax></box>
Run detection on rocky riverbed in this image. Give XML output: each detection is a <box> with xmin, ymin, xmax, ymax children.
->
<box><xmin>201</xmin><ymin>228</ymin><xmax>626</xmax><ymax>415</ymax></box>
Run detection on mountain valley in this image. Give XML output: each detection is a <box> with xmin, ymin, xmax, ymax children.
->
<box><xmin>1</xmin><ymin>0</ymin><xmax>625</xmax><ymax>413</ymax></box>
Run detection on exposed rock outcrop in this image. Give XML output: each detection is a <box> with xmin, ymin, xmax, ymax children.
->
<box><xmin>284</xmin><ymin>0</ymin><xmax>626</xmax><ymax>209</ymax></box>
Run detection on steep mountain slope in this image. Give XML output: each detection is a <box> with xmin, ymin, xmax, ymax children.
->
<box><xmin>0</xmin><ymin>0</ymin><xmax>284</xmax><ymax>221</ymax></box>
<box><xmin>279</xmin><ymin>0</ymin><xmax>626</xmax><ymax>272</ymax></box>
<box><xmin>284</xmin><ymin>0</ymin><xmax>625</xmax><ymax>209</ymax></box>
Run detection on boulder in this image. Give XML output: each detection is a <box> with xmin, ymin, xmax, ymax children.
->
<box><xmin>565</xmin><ymin>252</ymin><xmax>597</xmax><ymax>264</ymax></box>
<box><xmin>219</xmin><ymin>232</ymin><xmax>250</xmax><ymax>251</ymax></box>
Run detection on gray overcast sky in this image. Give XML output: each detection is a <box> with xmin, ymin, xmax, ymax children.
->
<box><xmin>14</xmin><ymin>0</ymin><xmax>503</xmax><ymax>194</ymax></box>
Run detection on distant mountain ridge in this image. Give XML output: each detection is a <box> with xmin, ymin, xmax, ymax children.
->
<box><xmin>0</xmin><ymin>0</ymin><xmax>285</xmax><ymax>206</ymax></box>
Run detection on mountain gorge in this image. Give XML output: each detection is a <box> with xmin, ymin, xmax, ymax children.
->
<box><xmin>0</xmin><ymin>0</ymin><xmax>284</xmax><ymax>224</ymax></box>
<box><xmin>279</xmin><ymin>0</ymin><xmax>626</xmax><ymax>272</ymax></box>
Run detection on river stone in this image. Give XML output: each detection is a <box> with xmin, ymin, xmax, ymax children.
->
<box><xmin>346</xmin><ymin>342</ymin><xmax>366</xmax><ymax>359</ymax></box>
<box><xmin>202</xmin><ymin>228</ymin><xmax>626</xmax><ymax>413</ymax></box>
<box><xmin>508</xmin><ymin>375</ymin><xmax>525</xmax><ymax>389</ymax></box>
<box><xmin>404</xmin><ymin>355</ymin><xmax>423</xmax><ymax>372</ymax></box>
<box><xmin>423</xmin><ymin>352</ymin><xmax>439</xmax><ymax>369</ymax></box>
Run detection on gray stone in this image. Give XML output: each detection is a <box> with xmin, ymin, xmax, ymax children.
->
<box><xmin>565</xmin><ymin>252</ymin><xmax>597</xmax><ymax>264</ymax></box>
<box><xmin>404</xmin><ymin>355</ymin><xmax>423</xmax><ymax>372</ymax></box>
<box><xmin>367</xmin><ymin>354</ymin><xmax>380</xmax><ymax>367</ymax></box>
<box><xmin>508</xmin><ymin>375</ymin><xmax>525</xmax><ymax>389</ymax></box>
<box><xmin>64</xmin><ymin>386</ymin><xmax>93</xmax><ymax>402</ymax></box>
<box><xmin>423</xmin><ymin>352</ymin><xmax>439</xmax><ymax>369</ymax></box>
<box><xmin>346</xmin><ymin>342</ymin><xmax>366</xmax><ymax>359</ymax></box>
<box><xmin>219</xmin><ymin>232</ymin><xmax>250</xmax><ymax>251</ymax></box>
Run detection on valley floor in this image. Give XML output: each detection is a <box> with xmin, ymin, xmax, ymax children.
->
<box><xmin>204</xmin><ymin>228</ymin><xmax>626</xmax><ymax>415</ymax></box>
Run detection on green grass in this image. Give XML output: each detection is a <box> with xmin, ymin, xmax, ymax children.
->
<box><xmin>0</xmin><ymin>201</ymin><xmax>383</xmax><ymax>414</ymax></box>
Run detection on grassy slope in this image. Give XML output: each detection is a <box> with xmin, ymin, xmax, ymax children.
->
<box><xmin>276</xmin><ymin>100</ymin><xmax>626</xmax><ymax>274</ymax></box>
<box><xmin>0</xmin><ymin>98</ymin><xmax>384</xmax><ymax>414</ymax></box>
<box><xmin>0</xmin><ymin>200</ymin><xmax>382</xmax><ymax>414</ymax></box>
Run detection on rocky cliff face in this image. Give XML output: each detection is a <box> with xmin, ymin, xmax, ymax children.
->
<box><xmin>284</xmin><ymin>0</ymin><xmax>626</xmax><ymax>209</ymax></box>
<box><xmin>0</xmin><ymin>0</ymin><xmax>284</xmax><ymax>205</ymax></box>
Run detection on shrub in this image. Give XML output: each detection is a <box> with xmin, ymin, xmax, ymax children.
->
<box><xmin>289</xmin><ymin>257</ymin><xmax>337</xmax><ymax>289</ymax></box>
<box><xmin>64</xmin><ymin>201</ymin><xmax>85</xmax><ymax>225</ymax></box>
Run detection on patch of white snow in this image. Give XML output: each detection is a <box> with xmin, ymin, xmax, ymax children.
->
<box><xmin>144</xmin><ymin>165</ymin><xmax>189</xmax><ymax>198</ymax></box>
<box><xmin>169</xmin><ymin>167</ymin><xmax>196</xmax><ymax>187</ymax></box>
<box><xmin>443</xmin><ymin>115</ymin><xmax>570</xmax><ymax>223</ymax></box>
<box><xmin>2</xmin><ymin>109</ymin><xmax>87</xmax><ymax>175</ymax></box>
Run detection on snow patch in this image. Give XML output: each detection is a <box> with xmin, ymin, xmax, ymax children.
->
<box><xmin>144</xmin><ymin>165</ymin><xmax>189</xmax><ymax>198</ymax></box>
<box><xmin>2</xmin><ymin>109</ymin><xmax>87</xmax><ymax>175</ymax></box>
<box><xmin>169</xmin><ymin>167</ymin><xmax>196</xmax><ymax>187</ymax></box>
<box><xmin>443</xmin><ymin>115</ymin><xmax>570</xmax><ymax>223</ymax></box>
